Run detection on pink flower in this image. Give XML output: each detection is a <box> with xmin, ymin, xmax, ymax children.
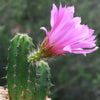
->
<box><xmin>40</xmin><ymin>3</ymin><xmax>98</xmax><ymax>57</ymax></box>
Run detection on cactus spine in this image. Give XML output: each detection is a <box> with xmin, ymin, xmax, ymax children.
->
<box><xmin>7</xmin><ymin>33</ymin><xmax>51</xmax><ymax>100</ymax></box>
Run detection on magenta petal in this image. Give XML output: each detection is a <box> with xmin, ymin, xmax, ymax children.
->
<box><xmin>72</xmin><ymin>42</ymin><xmax>96</xmax><ymax>48</ymax></box>
<box><xmin>40</xmin><ymin>27</ymin><xmax>49</xmax><ymax>35</ymax></box>
<box><xmin>50</xmin><ymin>3</ymin><xmax>58</xmax><ymax>28</ymax></box>
<box><xmin>63</xmin><ymin>45</ymin><xmax>72</xmax><ymax>53</ymax></box>
<box><xmin>73</xmin><ymin>17</ymin><xmax>81</xmax><ymax>25</ymax></box>
<box><xmin>89</xmin><ymin>29</ymin><xmax>95</xmax><ymax>36</ymax></box>
<box><xmin>72</xmin><ymin>47</ymin><xmax>99</xmax><ymax>54</ymax></box>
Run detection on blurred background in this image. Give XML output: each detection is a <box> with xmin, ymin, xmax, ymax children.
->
<box><xmin>0</xmin><ymin>0</ymin><xmax>100</xmax><ymax>100</ymax></box>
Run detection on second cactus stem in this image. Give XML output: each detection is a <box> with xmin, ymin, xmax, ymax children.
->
<box><xmin>7</xmin><ymin>33</ymin><xmax>51</xmax><ymax>100</ymax></box>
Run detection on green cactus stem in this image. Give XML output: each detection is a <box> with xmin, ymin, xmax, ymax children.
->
<box><xmin>34</xmin><ymin>61</ymin><xmax>51</xmax><ymax>100</ymax></box>
<box><xmin>7</xmin><ymin>33</ymin><xmax>51</xmax><ymax>100</ymax></box>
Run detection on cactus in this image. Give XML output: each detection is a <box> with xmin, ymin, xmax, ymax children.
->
<box><xmin>7</xmin><ymin>33</ymin><xmax>51</xmax><ymax>100</ymax></box>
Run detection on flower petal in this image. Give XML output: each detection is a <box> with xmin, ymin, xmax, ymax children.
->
<box><xmin>50</xmin><ymin>3</ymin><xmax>58</xmax><ymax>28</ymax></box>
<box><xmin>63</xmin><ymin>45</ymin><xmax>72</xmax><ymax>53</ymax></box>
<box><xmin>40</xmin><ymin>27</ymin><xmax>49</xmax><ymax>35</ymax></box>
<box><xmin>72</xmin><ymin>46</ymin><xmax>99</xmax><ymax>55</ymax></box>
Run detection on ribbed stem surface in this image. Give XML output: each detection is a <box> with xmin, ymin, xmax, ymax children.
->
<box><xmin>7</xmin><ymin>33</ymin><xmax>51</xmax><ymax>100</ymax></box>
